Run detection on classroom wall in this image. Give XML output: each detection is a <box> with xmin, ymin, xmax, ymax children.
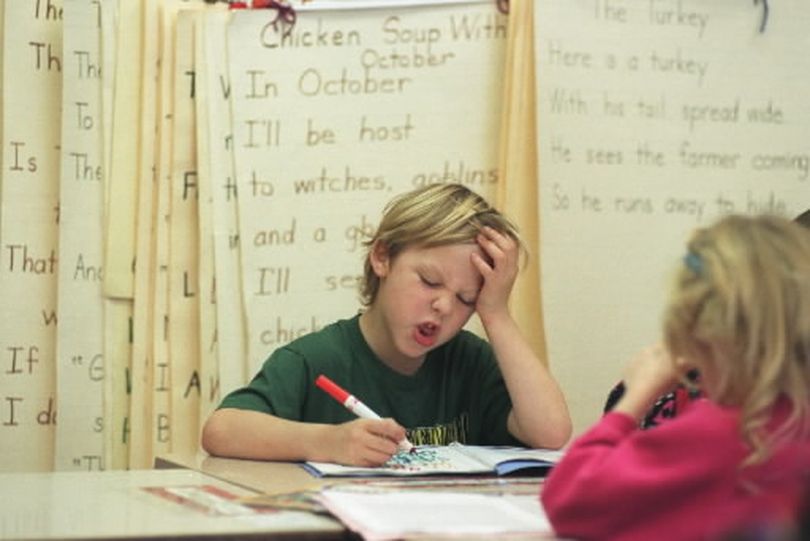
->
<box><xmin>0</xmin><ymin>0</ymin><xmax>806</xmax><ymax>472</ymax></box>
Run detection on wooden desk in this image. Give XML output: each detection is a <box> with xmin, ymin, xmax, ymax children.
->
<box><xmin>155</xmin><ymin>452</ymin><xmax>336</xmax><ymax>496</ymax></box>
<box><xmin>0</xmin><ymin>468</ymin><xmax>343</xmax><ymax>540</ymax></box>
<box><xmin>156</xmin><ymin>453</ymin><xmax>557</xmax><ymax>540</ymax></box>
<box><xmin>155</xmin><ymin>452</ymin><xmax>548</xmax><ymax>497</ymax></box>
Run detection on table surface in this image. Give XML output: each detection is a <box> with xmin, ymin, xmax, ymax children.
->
<box><xmin>155</xmin><ymin>452</ymin><xmax>557</xmax><ymax>539</ymax></box>
<box><xmin>155</xmin><ymin>451</ymin><xmax>555</xmax><ymax>541</ymax></box>
<box><xmin>0</xmin><ymin>468</ymin><xmax>344</xmax><ymax>540</ymax></box>
<box><xmin>156</xmin><ymin>451</ymin><xmax>549</xmax><ymax>496</ymax></box>
<box><xmin>156</xmin><ymin>452</ymin><xmax>339</xmax><ymax>495</ymax></box>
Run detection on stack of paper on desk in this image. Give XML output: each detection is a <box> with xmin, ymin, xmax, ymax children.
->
<box><xmin>303</xmin><ymin>443</ymin><xmax>564</xmax><ymax>477</ymax></box>
<box><xmin>318</xmin><ymin>487</ymin><xmax>553</xmax><ymax>540</ymax></box>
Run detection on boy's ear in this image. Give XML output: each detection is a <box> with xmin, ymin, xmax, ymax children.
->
<box><xmin>369</xmin><ymin>241</ymin><xmax>390</xmax><ymax>277</ymax></box>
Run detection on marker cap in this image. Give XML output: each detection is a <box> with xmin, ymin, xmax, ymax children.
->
<box><xmin>315</xmin><ymin>375</ymin><xmax>350</xmax><ymax>403</ymax></box>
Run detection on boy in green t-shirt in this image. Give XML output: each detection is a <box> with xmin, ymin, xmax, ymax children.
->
<box><xmin>202</xmin><ymin>183</ymin><xmax>571</xmax><ymax>466</ymax></box>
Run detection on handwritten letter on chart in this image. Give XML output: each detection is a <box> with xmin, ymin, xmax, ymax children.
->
<box><xmin>534</xmin><ymin>1</ymin><xmax>810</xmax><ymax>432</ymax></box>
<box><xmin>228</xmin><ymin>4</ymin><xmax>506</xmax><ymax>373</ymax></box>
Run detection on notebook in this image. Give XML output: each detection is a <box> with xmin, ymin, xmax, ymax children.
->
<box><xmin>317</xmin><ymin>487</ymin><xmax>552</xmax><ymax>540</ymax></box>
<box><xmin>302</xmin><ymin>442</ymin><xmax>564</xmax><ymax>477</ymax></box>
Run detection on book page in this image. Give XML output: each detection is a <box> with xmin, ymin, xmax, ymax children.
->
<box><xmin>305</xmin><ymin>445</ymin><xmax>493</xmax><ymax>477</ymax></box>
<box><xmin>455</xmin><ymin>444</ymin><xmax>564</xmax><ymax>472</ymax></box>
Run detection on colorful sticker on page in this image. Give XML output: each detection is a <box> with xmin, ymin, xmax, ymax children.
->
<box><xmin>383</xmin><ymin>448</ymin><xmax>448</xmax><ymax>471</ymax></box>
<box><xmin>380</xmin><ymin>446</ymin><xmax>488</xmax><ymax>474</ymax></box>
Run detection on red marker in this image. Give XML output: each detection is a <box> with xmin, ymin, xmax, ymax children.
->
<box><xmin>315</xmin><ymin>374</ymin><xmax>415</xmax><ymax>453</ymax></box>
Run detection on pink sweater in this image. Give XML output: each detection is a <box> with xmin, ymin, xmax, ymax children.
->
<box><xmin>541</xmin><ymin>399</ymin><xmax>810</xmax><ymax>541</ymax></box>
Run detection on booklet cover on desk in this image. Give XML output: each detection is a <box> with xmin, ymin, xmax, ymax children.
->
<box><xmin>302</xmin><ymin>443</ymin><xmax>564</xmax><ymax>477</ymax></box>
<box><xmin>317</xmin><ymin>487</ymin><xmax>553</xmax><ymax>540</ymax></box>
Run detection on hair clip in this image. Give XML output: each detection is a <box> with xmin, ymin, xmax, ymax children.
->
<box><xmin>683</xmin><ymin>252</ymin><xmax>703</xmax><ymax>275</ymax></box>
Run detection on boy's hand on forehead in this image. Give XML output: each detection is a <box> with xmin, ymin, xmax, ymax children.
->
<box><xmin>471</xmin><ymin>226</ymin><xmax>519</xmax><ymax>320</ymax></box>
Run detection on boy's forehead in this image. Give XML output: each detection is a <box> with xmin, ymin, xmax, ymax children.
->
<box><xmin>402</xmin><ymin>244</ymin><xmax>484</xmax><ymax>279</ymax></box>
<box><xmin>402</xmin><ymin>241</ymin><xmax>482</xmax><ymax>260</ymax></box>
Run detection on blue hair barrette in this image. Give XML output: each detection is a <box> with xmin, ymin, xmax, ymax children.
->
<box><xmin>683</xmin><ymin>252</ymin><xmax>703</xmax><ymax>275</ymax></box>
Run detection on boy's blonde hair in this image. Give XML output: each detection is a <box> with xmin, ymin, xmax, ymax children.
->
<box><xmin>360</xmin><ymin>183</ymin><xmax>522</xmax><ymax>306</ymax></box>
<box><xmin>663</xmin><ymin>214</ymin><xmax>810</xmax><ymax>464</ymax></box>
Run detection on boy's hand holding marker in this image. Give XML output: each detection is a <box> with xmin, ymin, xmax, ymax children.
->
<box><xmin>316</xmin><ymin>375</ymin><xmax>416</xmax><ymax>466</ymax></box>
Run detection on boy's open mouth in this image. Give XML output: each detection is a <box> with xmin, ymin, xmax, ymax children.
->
<box><xmin>414</xmin><ymin>322</ymin><xmax>438</xmax><ymax>347</ymax></box>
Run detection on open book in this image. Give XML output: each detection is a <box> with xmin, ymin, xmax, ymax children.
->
<box><xmin>303</xmin><ymin>443</ymin><xmax>564</xmax><ymax>477</ymax></box>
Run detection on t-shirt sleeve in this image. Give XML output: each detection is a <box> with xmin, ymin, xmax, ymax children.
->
<box><xmin>540</xmin><ymin>408</ymin><xmax>736</xmax><ymax>540</ymax></box>
<box><xmin>218</xmin><ymin>347</ymin><xmax>309</xmax><ymax>419</ymax></box>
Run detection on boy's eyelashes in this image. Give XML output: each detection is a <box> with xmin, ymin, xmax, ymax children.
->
<box><xmin>419</xmin><ymin>275</ymin><xmax>477</xmax><ymax>307</ymax></box>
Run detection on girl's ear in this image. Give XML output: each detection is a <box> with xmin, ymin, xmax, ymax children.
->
<box><xmin>369</xmin><ymin>241</ymin><xmax>391</xmax><ymax>277</ymax></box>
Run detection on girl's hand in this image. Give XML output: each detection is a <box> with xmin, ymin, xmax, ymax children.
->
<box><xmin>615</xmin><ymin>344</ymin><xmax>680</xmax><ymax>422</ymax></box>
<box><xmin>623</xmin><ymin>343</ymin><xmax>680</xmax><ymax>396</ymax></box>
<box><xmin>471</xmin><ymin>226</ymin><xmax>519</xmax><ymax>322</ymax></box>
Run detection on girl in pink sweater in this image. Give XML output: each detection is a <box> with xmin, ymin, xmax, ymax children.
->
<box><xmin>542</xmin><ymin>214</ymin><xmax>810</xmax><ymax>541</ymax></box>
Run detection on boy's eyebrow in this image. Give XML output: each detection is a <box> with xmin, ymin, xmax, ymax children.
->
<box><xmin>459</xmin><ymin>287</ymin><xmax>480</xmax><ymax>301</ymax></box>
<box><xmin>415</xmin><ymin>263</ymin><xmax>439</xmax><ymax>277</ymax></box>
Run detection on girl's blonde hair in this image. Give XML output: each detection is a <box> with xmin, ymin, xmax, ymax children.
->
<box><xmin>359</xmin><ymin>183</ymin><xmax>522</xmax><ymax>306</ymax></box>
<box><xmin>663</xmin><ymin>214</ymin><xmax>810</xmax><ymax>465</ymax></box>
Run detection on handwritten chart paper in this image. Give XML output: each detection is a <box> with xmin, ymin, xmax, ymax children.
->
<box><xmin>128</xmin><ymin>0</ymin><xmax>161</xmax><ymax>470</ymax></box>
<box><xmin>194</xmin><ymin>10</ymin><xmax>222</xmax><ymax>431</ymax></box>
<box><xmin>228</xmin><ymin>4</ymin><xmax>506</xmax><ymax>373</ymax></box>
<box><xmin>1</xmin><ymin>1</ymin><xmax>62</xmax><ymax>472</ymax></box>
<box><xmin>103</xmin><ymin>0</ymin><xmax>141</xmax><ymax>299</ymax></box>
<box><xmin>195</xmin><ymin>8</ymin><xmax>238</xmax><ymax>421</ymax></box>
<box><xmin>56</xmin><ymin>0</ymin><xmax>106</xmax><ymax>471</ymax></box>
<box><xmin>98</xmin><ymin>1</ymin><xmax>133</xmax><ymax>472</ymax></box>
<box><xmin>535</xmin><ymin>0</ymin><xmax>810</xmax><ymax>433</ymax></box>
<box><xmin>168</xmin><ymin>8</ymin><xmax>201</xmax><ymax>460</ymax></box>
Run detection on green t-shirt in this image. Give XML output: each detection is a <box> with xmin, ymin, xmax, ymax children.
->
<box><xmin>219</xmin><ymin>315</ymin><xmax>520</xmax><ymax>446</ymax></box>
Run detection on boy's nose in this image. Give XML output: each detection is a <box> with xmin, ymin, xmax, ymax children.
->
<box><xmin>431</xmin><ymin>294</ymin><xmax>451</xmax><ymax>315</ymax></box>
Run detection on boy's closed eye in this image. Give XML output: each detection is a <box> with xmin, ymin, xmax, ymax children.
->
<box><xmin>420</xmin><ymin>275</ymin><xmax>476</xmax><ymax>307</ymax></box>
